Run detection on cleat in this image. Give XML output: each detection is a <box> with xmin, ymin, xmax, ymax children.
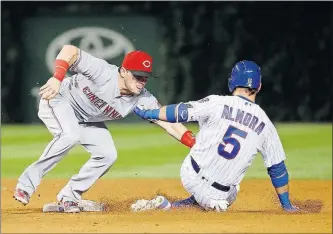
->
<box><xmin>131</xmin><ymin>196</ymin><xmax>171</xmax><ymax>212</ymax></box>
<box><xmin>13</xmin><ymin>188</ymin><xmax>30</xmax><ymax>205</ymax></box>
<box><xmin>43</xmin><ymin>200</ymin><xmax>105</xmax><ymax>213</ymax></box>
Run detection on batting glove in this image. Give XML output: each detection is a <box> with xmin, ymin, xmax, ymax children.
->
<box><xmin>134</xmin><ymin>106</ymin><xmax>160</xmax><ymax>120</ymax></box>
<box><xmin>134</xmin><ymin>106</ymin><xmax>149</xmax><ymax>119</ymax></box>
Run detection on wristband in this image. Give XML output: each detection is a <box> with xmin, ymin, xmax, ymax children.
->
<box><xmin>53</xmin><ymin>59</ymin><xmax>69</xmax><ymax>82</ymax></box>
<box><xmin>271</xmin><ymin>172</ymin><xmax>289</xmax><ymax>188</ymax></box>
<box><xmin>181</xmin><ymin>130</ymin><xmax>196</xmax><ymax>148</ymax></box>
<box><xmin>278</xmin><ymin>192</ymin><xmax>292</xmax><ymax>208</ymax></box>
<box><xmin>267</xmin><ymin>161</ymin><xmax>289</xmax><ymax>188</ymax></box>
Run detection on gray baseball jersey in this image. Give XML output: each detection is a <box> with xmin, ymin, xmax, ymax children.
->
<box><xmin>185</xmin><ymin>94</ymin><xmax>286</xmax><ymax>186</ymax></box>
<box><xmin>15</xmin><ymin>49</ymin><xmax>159</xmax><ymax>204</ymax></box>
<box><xmin>60</xmin><ymin>49</ymin><xmax>160</xmax><ymax>122</ymax></box>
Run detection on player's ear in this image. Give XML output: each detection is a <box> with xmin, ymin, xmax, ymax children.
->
<box><xmin>119</xmin><ymin>67</ymin><xmax>127</xmax><ymax>78</ymax></box>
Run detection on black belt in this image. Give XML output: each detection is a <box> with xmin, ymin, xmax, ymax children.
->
<box><xmin>190</xmin><ymin>156</ymin><xmax>230</xmax><ymax>192</ymax></box>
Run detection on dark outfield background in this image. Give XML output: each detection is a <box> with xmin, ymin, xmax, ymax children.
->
<box><xmin>1</xmin><ymin>2</ymin><xmax>332</xmax><ymax>180</ymax></box>
<box><xmin>1</xmin><ymin>1</ymin><xmax>332</xmax><ymax>123</ymax></box>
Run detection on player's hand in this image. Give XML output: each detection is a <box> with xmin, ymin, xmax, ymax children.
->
<box><xmin>208</xmin><ymin>199</ymin><xmax>229</xmax><ymax>212</ymax></box>
<box><xmin>39</xmin><ymin>77</ymin><xmax>61</xmax><ymax>100</ymax></box>
<box><xmin>283</xmin><ymin>204</ymin><xmax>300</xmax><ymax>213</ymax></box>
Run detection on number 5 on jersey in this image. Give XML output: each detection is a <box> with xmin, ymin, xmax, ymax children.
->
<box><xmin>218</xmin><ymin>125</ymin><xmax>248</xmax><ymax>160</ymax></box>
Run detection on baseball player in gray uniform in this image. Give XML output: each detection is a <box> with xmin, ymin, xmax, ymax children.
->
<box><xmin>132</xmin><ymin>60</ymin><xmax>300</xmax><ymax>213</ymax></box>
<box><xmin>13</xmin><ymin>45</ymin><xmax>196</xmax><ymax>213</ymax></box>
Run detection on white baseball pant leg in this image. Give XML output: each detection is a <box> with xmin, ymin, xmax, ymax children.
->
<box><xmin>180</xmin><ymin>155</ymin><xmax>240</xmax><ymax>212</ymax></box>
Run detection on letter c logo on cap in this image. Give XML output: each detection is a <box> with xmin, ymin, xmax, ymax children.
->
<box><xmin>142</xmin><ymin>60</ymin><xmax>151</xmax><ymax>68</ymax></box>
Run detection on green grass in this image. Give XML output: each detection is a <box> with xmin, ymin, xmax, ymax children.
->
<box><xmin>1</xmin><ymin>123</ymin><xmax>332</xmax><ymax>179</ymax></box>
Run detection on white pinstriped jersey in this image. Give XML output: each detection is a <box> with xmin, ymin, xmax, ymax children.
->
<box><xmin>185</xmin><ymin>95</ymin><xmax>286</xmax><ymax>186</ymax></box>
<box><xmin>59</xmin><ymin>49</ymin><xmax>159</xmax><ymax>122</ymax></box>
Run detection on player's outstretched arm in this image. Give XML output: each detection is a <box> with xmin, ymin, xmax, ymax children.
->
<box><xmin>134</xmin><ymin>103</ymin><xmax>189</xmax><ymax>123</ymax></box>
<box><xmin>267</xmin><ymin>161</ymin><xmax>299</xmax><ymax>212</ymax></box>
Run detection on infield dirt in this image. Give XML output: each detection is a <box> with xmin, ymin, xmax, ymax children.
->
<box><xmin>1</xmin><ymin>179</ymin><xmax>332</xmax><ymax>233</ymax></box>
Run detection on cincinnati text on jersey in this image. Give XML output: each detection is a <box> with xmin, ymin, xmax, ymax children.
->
<box><xmin>82</xmin><ymin>86</ymin><xmax>122</xmax><ymax>119</ymax></box>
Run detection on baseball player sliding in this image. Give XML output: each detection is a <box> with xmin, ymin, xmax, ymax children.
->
<box><xmin>132</xmin><ymin>60</ymin><xmax>300</xmax><ymax>213</ymax></box>
<box><xmin>13</xmin><ymin>45</ymin><xmax>196</xmax><ymax>213</ymax></box>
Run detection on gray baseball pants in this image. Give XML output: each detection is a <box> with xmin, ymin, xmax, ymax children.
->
<box><xmin>16</xmin><ymin>95</ymin><xmax>117</xmax><ymax>203</ymax></box>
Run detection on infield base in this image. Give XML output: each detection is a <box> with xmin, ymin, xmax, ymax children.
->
<box><xmin>43</xmin><ymin>199</ymin><xmax>105</xmax><ymax>212</ymax></box>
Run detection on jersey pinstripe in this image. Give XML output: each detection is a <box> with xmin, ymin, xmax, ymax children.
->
<box><xmin>185</xmin><ymin>95</ymin><xmax>286</xmax><ymax>186</ymax></box>
<box><xmin>59</xmin><ymin>49</ymin><xmax>159</xmax><ymax>122</ymax></box>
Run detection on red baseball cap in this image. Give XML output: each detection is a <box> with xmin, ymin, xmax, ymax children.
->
<box><xmin>121</xmin><ymin>50</ymin><xmax>153</xmax><ymax>77</ymax></box>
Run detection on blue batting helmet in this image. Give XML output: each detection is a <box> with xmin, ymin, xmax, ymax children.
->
<box><xmin>228</xmin><ymin>60</ymin><xmax>261</xmax><ymax>93</ymax></box>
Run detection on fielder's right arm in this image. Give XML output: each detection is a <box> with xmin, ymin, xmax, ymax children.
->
<box><xmin>55</xmin><ymin>44</ymin><xmax>80</xmax><ymax>66</ymax></box>
<box><xmin>40</xmin><ymin>45</ymin><xmax>111</xmax><ymax>100</ymax></box>
<box><xmin>39</xmin><ymin>45</ymin><xmax>79</xmax><ymax>100</ymax></box>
